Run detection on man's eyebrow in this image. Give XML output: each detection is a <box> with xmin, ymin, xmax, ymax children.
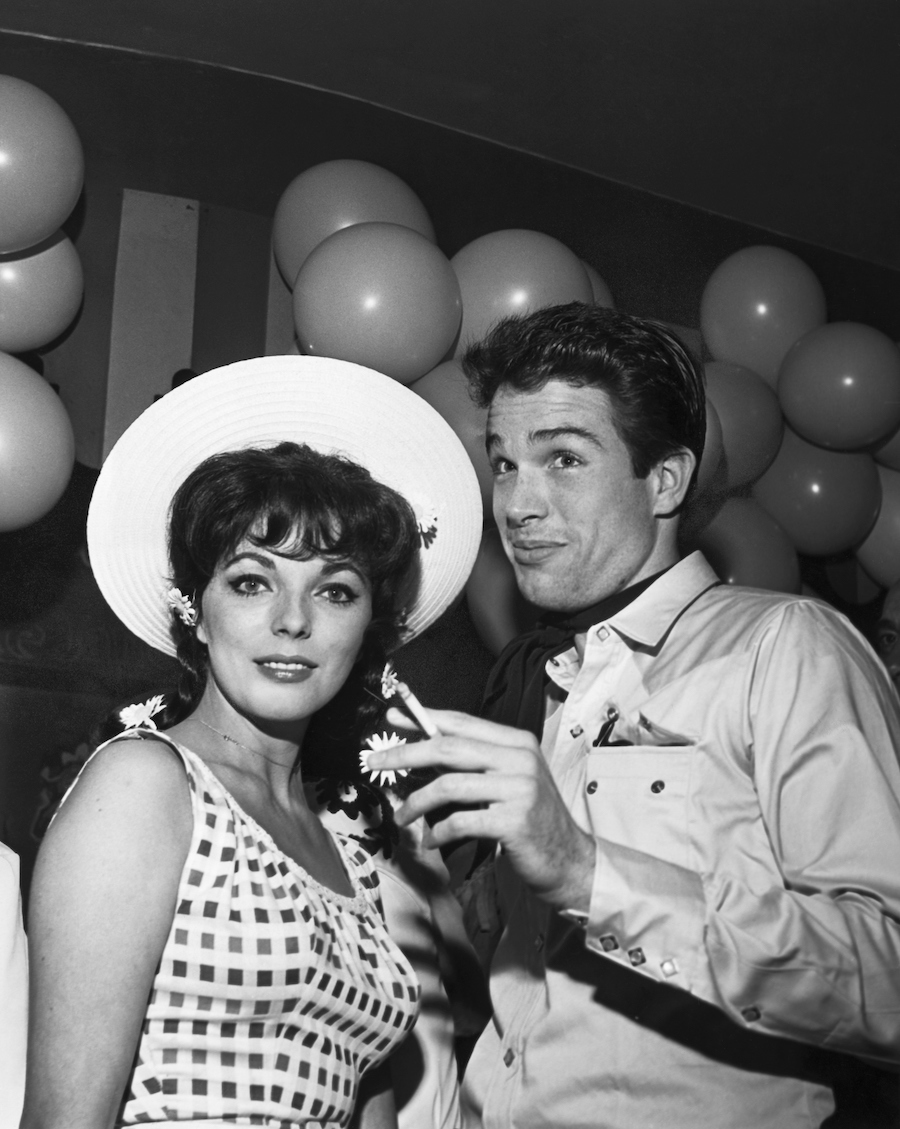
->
<box><xmin>486</xmin><ymin>424</ymin><xmax>604</xmax><ymax>451</ymax></box>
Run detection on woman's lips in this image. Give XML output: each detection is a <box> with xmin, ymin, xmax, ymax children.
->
<box><xmin>254</xmin><ymin>656</ymin><xmax>316</xmax><ymax>682</ymax></box>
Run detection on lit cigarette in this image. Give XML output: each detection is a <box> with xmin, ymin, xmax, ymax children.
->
<box><xmin>395</xmin><ymin>680</ymin><xmax>439</xmax><ymax>738</ymax></box>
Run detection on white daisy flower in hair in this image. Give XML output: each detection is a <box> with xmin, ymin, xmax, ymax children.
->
<box><xmin>381</xmin><ymin>663</ymin><xmax>401</xmax><ymax>700</ymax></box>
<box><xmin>119</xmin><ymin>694</ymin><xmax>166</xmax><ymax>730</ymax></box>
<box><xmin>359</xmin><ymin>732</ymin><xmax>409</xmax><ymax>787</ymax></box>
<box><xmin>166</xmin><ymin>586</ymin><xmax>198</xmax><ymax>626</ymax></box>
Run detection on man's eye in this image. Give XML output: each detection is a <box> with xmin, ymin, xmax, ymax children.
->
<box><xmin>551</xmin><ymin>451</ymin><xmax>581</xmax><ymax>468</ymax></box>
<box><xmin>877</xmin><ymin>631</ymin><xmax>898</xmax><ymax>653</ymax></box>
<box><xmin>491</xmin><ymin>458</ymin><xmax>515</xmax><ymax>476</ymax></box>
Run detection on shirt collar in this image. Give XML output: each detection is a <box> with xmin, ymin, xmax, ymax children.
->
<box><xmin>546</xmin><ymin>552</ymin><xmax>720</xmax><ymax>691</ymax></box>
<box><xmin>604</xmin><ymin>551</ymin><xmax>720</xmax><ymax>647</ymax></box>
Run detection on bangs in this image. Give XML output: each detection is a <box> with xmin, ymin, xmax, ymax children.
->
<box><xmin>243</xmin><ymin>482</ymin><xmax>403</xmax><ymax>581</ymax></box>
<box><xmin>170</xmin><ymin>443</ymin><xmax>420</xmax><ymax>600</ymax></box>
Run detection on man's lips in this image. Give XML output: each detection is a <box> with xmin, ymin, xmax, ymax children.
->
<box><xmin>509</xmin><ymin>539</ymin><xmax>564</xmax><ymax>565</ymax></box>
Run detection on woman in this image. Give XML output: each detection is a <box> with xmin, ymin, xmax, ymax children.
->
<box><xmin>21</xmin><ymin>356</ymin><xmax>482</xmax><ymax>1129</ymax></box>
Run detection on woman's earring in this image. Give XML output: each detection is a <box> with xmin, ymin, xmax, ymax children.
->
<box><xmin>167</xmin><ymin>586</ymin><xmax>198</xmax><ymax>627</ymax></box>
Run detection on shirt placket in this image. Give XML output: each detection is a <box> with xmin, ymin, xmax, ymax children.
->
<box><xmin>548</xmin><ymin>624</ymin><xmax>630</xmax><ymax>823</ymax></box>
<box><xmin>485</xmin><ymin>627</ymin><xmax>631</xmax><ymax>1124</ymax></box>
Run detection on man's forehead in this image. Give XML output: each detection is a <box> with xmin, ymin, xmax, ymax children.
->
<box><xmin>487</xmin><ymin>379</ymin><xmax>614</xmax><ymax>432</ymax></box>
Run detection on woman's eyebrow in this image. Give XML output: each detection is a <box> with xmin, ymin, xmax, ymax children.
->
<box><xmin>319</xmin><ymin>559</ymin><xmax>368</xmax><ymax>583</ymax></box>
<box><xmin>221</xmin><ymin>550</ymin><xmax>276</xmax><ymax>570</ymax></box>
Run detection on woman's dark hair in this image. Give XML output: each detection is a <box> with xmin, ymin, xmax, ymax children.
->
<box><xmin>157</xmin><ymin>441</ymin><xmax>421</xmax><ymax>747</ymax></box>
<box><xmin>463</xmin><ymin>302</ymin><xmax>706</xmax><ymax>495</ymax></box>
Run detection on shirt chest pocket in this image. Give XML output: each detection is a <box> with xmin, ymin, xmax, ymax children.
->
<box><xmin>583</xmin><ymin>748</ymin><xmax>693</xmax><ymax>871</ymax></box>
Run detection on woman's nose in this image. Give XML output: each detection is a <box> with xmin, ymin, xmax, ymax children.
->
<box><xmin>271</xmin><ymin>593</ymin><xmax>312</xmax><ymax>638</ymax></box>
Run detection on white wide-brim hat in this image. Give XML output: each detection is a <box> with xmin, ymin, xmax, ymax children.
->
<box><xmin>87</xmin><ymin>355</ymin><xmax>483</xmax><ymax>656</ymax></box>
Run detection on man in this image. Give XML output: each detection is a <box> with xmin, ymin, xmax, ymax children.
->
<box><xmin>874</xmin><ymin>578</ymin><xmax>900</xmax><ymax>693</ymax></box>
<box><xmin>368</xmin><ymin>303</ymin><xmax>900</xmax><ymax>1127</ymax></box>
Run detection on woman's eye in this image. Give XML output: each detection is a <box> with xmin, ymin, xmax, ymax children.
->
<box><xmin>322</xmin><ymin>583</ymin><xmax>358</xmax><ymax>605</ymax></box>
<box><xmin>877</xmin><ymin>631</ymin><xmax>898</xmax><ymax>653</ymax></box>
<box><xmin>230</xmin><ymin>574</ymin><xmax>267</xmax><ymax>596</ymax></box>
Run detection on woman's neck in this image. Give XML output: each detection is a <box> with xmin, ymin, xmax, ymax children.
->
<box><xmin>177</xmin><ymin>688</ymin><xmax>309</xmax><ymax>793</ymax></box>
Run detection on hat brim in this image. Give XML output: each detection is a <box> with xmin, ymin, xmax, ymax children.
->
<box><xmin>87</xmin><ymin>356</ymin><xmax>483</xmax><ymax>656</ymax></box>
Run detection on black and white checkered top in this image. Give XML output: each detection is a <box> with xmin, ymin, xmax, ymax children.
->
<box><xmin>92</xmin><ymin>730</ymin><xmax>420</xmax><ymax>1127</ymax></box>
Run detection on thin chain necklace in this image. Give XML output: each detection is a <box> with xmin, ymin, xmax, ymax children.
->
<box><xmin>189</xmin><ymin>717</ymin><xmax>285</xmax><ymax>765</ymax></box>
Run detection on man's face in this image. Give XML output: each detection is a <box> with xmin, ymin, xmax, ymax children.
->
<box><xmin>875</xmin><ymin>580</ymin><xmax>900</xmax><ymax>694</ymax></box>
<box><xmin>487</xmin><ymin>380</ymin><xmax>666</xmax><ymax>612</ymax></box>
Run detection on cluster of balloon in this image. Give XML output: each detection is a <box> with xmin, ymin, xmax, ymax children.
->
<box><xmin>450</xmin><ymin>229</ymin><xmax>594</xmax><ymax>358</ymax></box>
<box><xmin>273</xmin><ymin>158</ymin><xmax>618</xmax><ymax>653</ymax></box>
<box><xmin>0</xmin><ymin>75</ymin><xmax>81</xmax><ymax>531</ymax></box>
<box><xmin>693</xmin><ymin>243</ymin><xmax>900</xmax><ymax>596</ymax></box>
<box><xmin>273</xmin><ymin>159</ymin><xmax>458</xmax><ymax>384</ymax></box>
<box><xmin>294</xmin><ymin>221</ymin><xmax>460</xmax><ymax>384</ymax></box>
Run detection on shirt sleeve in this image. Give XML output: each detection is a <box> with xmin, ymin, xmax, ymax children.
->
<box><xmin>581</xmin><ymin>600</ymin><xmax>900</xmax><ymax>1065</ymax></box>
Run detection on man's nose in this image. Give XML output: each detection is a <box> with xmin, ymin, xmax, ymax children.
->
<box><xmin>498</xmin><ymin>470</ymin><xmax>548</xmax><ymax>526</ymax></box>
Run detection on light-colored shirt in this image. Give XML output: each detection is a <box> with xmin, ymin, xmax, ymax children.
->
<box><xmin>462</xmin><ymin>552</ymin><xmax>900</xmax><ymax>1129</ymax></box>
<box><xmin>0</xmin><ymin>842</ymin><xmax>27</xmax><ymax>1129</ymax></box>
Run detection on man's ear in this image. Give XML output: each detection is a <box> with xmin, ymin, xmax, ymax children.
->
<box><xmin>651</xmin><ymin>448</ymin><xmax>696</xmax><ymax>517</ymax></box>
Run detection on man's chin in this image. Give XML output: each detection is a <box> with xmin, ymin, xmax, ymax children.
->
<box><xmin>513</xmin><ymin>567</ymin><xmax>578</xmax><ymax>613</ymax></box>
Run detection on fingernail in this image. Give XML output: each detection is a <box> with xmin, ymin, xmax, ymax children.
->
<box><xmin>367</xmin><ymin>752</ymin><xmax>384</xmax><ymax>768</ymax></box>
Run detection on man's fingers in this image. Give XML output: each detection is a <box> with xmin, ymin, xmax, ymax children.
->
<box><xmin>385</xmin><ymin>706</ymin><xmax>537</xmax><ymax>748</ymax></box>
<box><xmin>396</xmin><ymin>769</ymin><xmax>532</xmax><ymax>825</ymax></box>
<box><xmin>367</xmin><ymin>733</ymin><xmax>535</xmax><ymax>776</ymax></box>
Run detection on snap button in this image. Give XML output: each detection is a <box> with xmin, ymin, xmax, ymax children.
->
<box><xmin>597</xmin><ymin>626</ymin><xmax>610</xmax><ymax>641</ymax></box>
<box><xmin>503</xmin><ymin>1048</ymin><xmax>515</xmax><ymax>1067</ymax></box>
<box><xmin>650</xmin><ymin>780</ymin><xmax>665</xmax><ymax>794</ymax></box>
<box><xmin>593</xmin><ymin>706</ymin><xmax>620</xmax><ymax>747</ymax></box>
<box><xmin>534</xmin><ymin>933</ymin><xmax>544</xmax><ymax>952</ymax></box>
<box><xmin>660</xmin><ymin>958</ymin><xmax>678</xmax><ymax>978</ymax></box>
<box><xmin>599</xmin><ymin>934</ymin><xmax>619</xmax><ymax>952</ymax></box>
<box><xmin>628</xmin><ymin>947</ymin><xmax>646</xmax><ymax>966</ymax></box>
<box><xmin>586</xmin><ymin>780</ymin><xmax>598</xmax><ymax>795</ymax></box>
<box><xmin>741</xmin><ymin>1006</ymin><xmax>761</xmax><ymax>1023</ymax></box>
<box><xmin>570</xmin><ymin>724</ymin><xmax>584</xmax><ymax>738</ymax></box>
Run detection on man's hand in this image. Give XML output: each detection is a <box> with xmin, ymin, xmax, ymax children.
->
<box><xmin>368</xmin><ymin>708</ymin><xmax>596</xmax><ymax>914</ymax></box>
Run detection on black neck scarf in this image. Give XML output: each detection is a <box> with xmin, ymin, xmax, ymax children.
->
<box><xmin>481</xmin><ymin>569</ymin><xmax>670</xmax><ymax>738</ymax></box>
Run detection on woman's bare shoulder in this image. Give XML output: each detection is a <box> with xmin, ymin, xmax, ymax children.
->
<box><xmin>47</xmin><ymin>731</ymin><xmax>192</xmax><ymax>844</ymax></box>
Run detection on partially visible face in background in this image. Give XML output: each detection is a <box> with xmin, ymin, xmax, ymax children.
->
<box><xmin>874</xmin><ymin>580</ymin><xmax>900</xmax><ymax>693</ymax></box>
